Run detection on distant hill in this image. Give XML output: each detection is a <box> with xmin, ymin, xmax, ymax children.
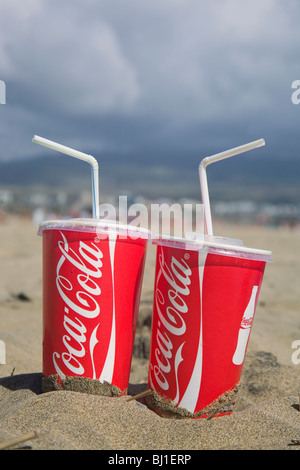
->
<box><xmin>0</xmin><ymin>153</ymin><xmax>299</xmax><ymax>203</ymax></box>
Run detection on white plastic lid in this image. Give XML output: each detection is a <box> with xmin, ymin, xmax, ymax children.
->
<box><xmin>38</xmin><ymin>218</ymin><xmax>152</xmax><ymax>240</ymax></box>
<box><xmin>152</xmin><ymin>233</ymin><xmax>272</xmax><ymax>262</ymax></box>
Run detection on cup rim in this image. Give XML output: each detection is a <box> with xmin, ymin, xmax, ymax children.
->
<box><xmin>152</xmin><ymin>233</ymin><xmax>272</xmax><ymax>262</ymax></box>
<box><xmin>38</xmin><ymin>217</ymin><xmax>152</xmax><ymax>239</ymax></box>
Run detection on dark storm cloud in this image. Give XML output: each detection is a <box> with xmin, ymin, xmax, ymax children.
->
<box><xmin>0</xmin><ymin>0</ymin><xmax>300</xmax><ymax>164</ymax></box>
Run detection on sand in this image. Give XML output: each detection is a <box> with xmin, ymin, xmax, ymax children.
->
<box><xmin>0</xmin><ymin>215</ymin><xmax>299</xmax><ymax>450</ymax></box>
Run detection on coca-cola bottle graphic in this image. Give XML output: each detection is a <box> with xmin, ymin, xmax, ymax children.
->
<box><xmin>232</xmin><ymin>286</ymin><xmax>258</xmax><ymax>366</ymax></box>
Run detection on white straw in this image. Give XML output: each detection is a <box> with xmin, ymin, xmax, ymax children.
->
<box><xmin>199</xmin><ymin>138</ymin><xmax>265</xmax><ymax>236</ymax></box>
<box><xmin>32</xmin><ymin>135</ymin><xmax>100</xmax><ymax>219</ymax></box>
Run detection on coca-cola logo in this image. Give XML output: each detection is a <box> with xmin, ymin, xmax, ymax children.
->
<box><xmin>52</xmin><ymin>231</ymin><xmax>103</xmax><ymax>378</ymax></box>
<box><xmin>150</xmin><ymin>249</ymin><xmax>192</xmax><ymax>397</ymax></box>
<box><xmin>240</xmin><ymin>318</ymin><xmax>253</xmax><ymax>329</ymax></box>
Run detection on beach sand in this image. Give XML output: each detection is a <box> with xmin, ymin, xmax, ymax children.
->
<box><xmin>0</xmin><ymin>216</ymin><xmax>299</xmax><ymax>450</ymax></box>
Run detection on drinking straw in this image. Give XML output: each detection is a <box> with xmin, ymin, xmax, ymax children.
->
<box><xmin>198</xmin><ymin>138</ymin><xmax>265</xmax><ymax>236</ymax></box>
<box><xmin>32</xmin><ymin>135</ymin><xmax>100</xmax><ymax>218</ymax></box>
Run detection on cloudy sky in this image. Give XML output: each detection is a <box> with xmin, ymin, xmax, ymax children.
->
<box><xmin>0</xmin><ymin>0</ymin><xmax>300</xmax><ymax>168</ymax></box>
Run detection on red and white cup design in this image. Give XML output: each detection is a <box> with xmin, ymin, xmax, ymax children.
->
<box><xmin>148</xmin><ymin>236</ymin><xmax>272</xmax><ymax>417</ymax></box>
<box><xmin>39</xmin><ymin>219</ymin><xmax>150</xmax><ymax>393</ymax></box>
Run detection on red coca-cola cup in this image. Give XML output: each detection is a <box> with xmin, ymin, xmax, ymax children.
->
<box><xmin>38</xmin><ymin>218</ymin><xmax>151</xmax><ymax>395</ymax></box>
<box><xmin>147</xmin><ymin>235</ymin><xmax>272</xmax><ymax>418</ymax></box>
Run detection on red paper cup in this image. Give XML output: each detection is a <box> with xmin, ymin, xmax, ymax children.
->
<box><xmin>147</xmin><ymin>235</ymin><xmax>272</xmax><ymax>418</ymax></box>
<box><xmin>38</xmin><ymin>219</ymin><xmax>151</xmax><ymax>395</ymax></box>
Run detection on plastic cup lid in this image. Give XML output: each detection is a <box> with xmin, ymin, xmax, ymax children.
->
<box><xmin>38</xmin><ymin>218</ymin><xmax>152</xmax><ymax>240</ymax></box>
<box><xmin>152</xmin><ymin>233</ymin><xmax>272</xmax><ymax>262</ymax></box>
